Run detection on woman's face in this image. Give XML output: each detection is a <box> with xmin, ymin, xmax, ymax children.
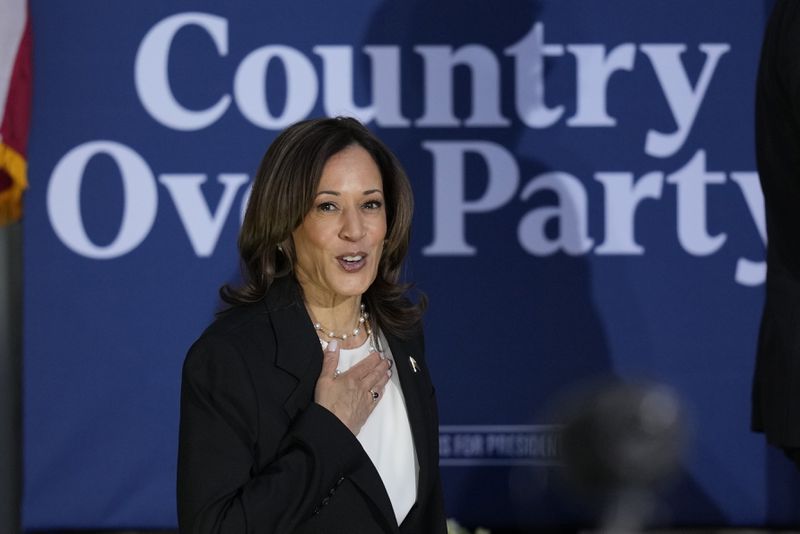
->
<box><xmin>292</xmin><ymin>144</ymin><xmax>387</xmax><ymax>305</ymax></box>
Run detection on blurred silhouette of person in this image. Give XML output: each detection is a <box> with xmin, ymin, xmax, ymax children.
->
<box><xmin>751</xmin><ymin>0</ymin><xmax>800</xmax><ymax>471</ymax></box>
<box><xmin>558</xmin><ymin>381</ymin><xmax>685</xmax><ymax>531</ymax></box>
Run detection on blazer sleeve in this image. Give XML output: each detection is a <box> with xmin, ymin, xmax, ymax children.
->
<box><xmin>177</xmin><ymin>334</ymin><xmax>365</xmax><ymax>534</ymax></box>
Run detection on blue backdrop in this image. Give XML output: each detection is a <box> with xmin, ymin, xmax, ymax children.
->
<box><xmin>23</xmin><ymin>0</ymin><xmax>799</xmax><ymax>529</ymax></box>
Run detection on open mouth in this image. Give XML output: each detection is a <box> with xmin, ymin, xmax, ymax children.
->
<box><xmin>337</xmin><ymin>253</ymin><xmax>367</xmax><ymax>272</ymax></box>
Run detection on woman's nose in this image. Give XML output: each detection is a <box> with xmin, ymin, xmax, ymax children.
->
<box><xmin>339</xmin><ymin>209</ymin><xmax>366</xmax><ymax>241</ymax></box>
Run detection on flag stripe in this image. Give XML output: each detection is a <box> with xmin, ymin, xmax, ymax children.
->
<box><xmin>0</xmin><ymin>0</ymin><xmax>26</xmax><ymax>116</ymax></box>
<box><xmin>0</xmin><ymin>1</ymin><xmax>31</xmax><ymax>225</ymax></box>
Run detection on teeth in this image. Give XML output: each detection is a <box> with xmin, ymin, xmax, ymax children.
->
<box><xmin>342</xmin><ymin>255</ymin><xmax>363</xmax><ymax>262</ymax></box>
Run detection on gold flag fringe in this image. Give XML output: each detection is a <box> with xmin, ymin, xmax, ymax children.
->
<box><xmin>0</xmin><ymin>142</ymin><xmax>28</xmax><ymax>225</ymax></box>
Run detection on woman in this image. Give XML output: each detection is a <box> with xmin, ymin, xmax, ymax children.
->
<box><xmin>177</xmin><ymin>117</ymin><xmax>446</xmax><ymax>533</ymax></box>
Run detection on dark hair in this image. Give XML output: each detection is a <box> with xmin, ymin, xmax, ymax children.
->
<box><xmin>221</xmin><ymin>116</ymin><xmax>425</xmax><ymax>338</ymax></box>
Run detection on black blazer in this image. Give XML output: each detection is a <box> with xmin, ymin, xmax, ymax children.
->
<box><xmin>177</xmin><ymin>276</ymin><xmax>447</xmax><ymax>533</ymax></box>
<box><xmin>752</xmin><ymin>0</ymin><xmax>800</xmax><ymax>448</ymax></box>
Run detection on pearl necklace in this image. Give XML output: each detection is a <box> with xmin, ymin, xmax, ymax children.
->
<box><xmin>312</xmin><ymin>303</ymin><xmax>367</xmax><ymax>341</ymax></box>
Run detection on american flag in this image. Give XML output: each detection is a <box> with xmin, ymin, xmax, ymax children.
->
<box><xmin>0</xmin><ymin>0</ymin><xmax>31</xmax><ymax>225</ymax></box>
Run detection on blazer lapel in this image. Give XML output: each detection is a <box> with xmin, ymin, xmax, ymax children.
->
<box><xmin>345</xmin><ymin>330</ymin><xmax>430</xmax><ymax>533</ymax></box>
<box><xmin>264</xmin><ymin>276</ymin><xmax>400</xmax><ymax>532</ymax></box>
<box><xmin>384</xmin><ymin>332</ymin><xmax>434</xmax><ymax>513</ymax></box>
<box><xmin>266</xmin><ymin>276</ymin><xmax>322</xmax><ymax>419</ymax></box>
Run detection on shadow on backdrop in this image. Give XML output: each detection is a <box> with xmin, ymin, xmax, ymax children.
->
<box><xmin>363</xmin><ymin>0</ymin><xmax>727</xmax><ymax>529</ymax></box>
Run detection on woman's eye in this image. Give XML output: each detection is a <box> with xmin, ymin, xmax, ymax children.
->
<box><xmin>363</xmin><ymin>200</ymin><xmax>383</xmax><ymax>210</ymax></box>
<box><xmin>317</xmin><ymin>202</ymin><xmax>337</xmax><ymax>212</ymax></box>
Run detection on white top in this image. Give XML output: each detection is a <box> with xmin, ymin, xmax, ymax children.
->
<box><xmin>322</xmin><ymin>333</ymin><xmax>419</xmax><ymax>525</ymax></box>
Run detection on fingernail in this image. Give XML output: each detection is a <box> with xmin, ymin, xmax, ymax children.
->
<box><xmin>326</xmin><ymin>339</ymin><xmax>338</xmax><ymax>352</ymax></box>
<box><xmin>387</xmin><ymin>369</ymin><xmax>392</xmax><ymax>377</ymax></box>
<box><xmin>387</xmin><ymin>359</ymin><xmax>393</xmax><ymax>369</ymax></box>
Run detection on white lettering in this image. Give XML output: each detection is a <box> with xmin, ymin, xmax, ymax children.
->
<box><xmin>517</xmin><ymin>172</ymin><xmax>594</xmax><ymax>255</ymax></box>
<box><xmin>594</xmin><ymin>172</ymin><xmax>663</xmax><ymax>254</ymax></box>
<box><xmin>566</xmin><ymin>44</ymin><xmax>636</xmax><ymax>127</ymax></box>
<box><xmin>666</xmin><ymin>150</ymin><xmax>726</xmax><ymax>255</ymax></box>
<box><xmin>415</xmin><ymin>45</ymin><xmax>509</xmax><ymax>127</ymax></box>
<box><xmin>239</xmin><ymin>183</ymin><xmax>253</xmax><ymax>224</ymax></box>
<box><xmin>422</xmin><ymin>141</ymin><xmax>518</xmax><ymax>255</ymax></box>
<box><xmin>642</xmin><ymin>43</ymin><xmax>730</xmax><ymax>157</ymax></box>
<box><xmin>48</xmin><ymin>141</ymin><xmax>158</xmax><ymax>259</ymax></box>
<box><xmin>314</xmin><ymin>45</ymin><xmax>374</xmax><ymax>123</ymax></box>
<box><xmin>730</xmin><ymin>172</ymin><xmax>766</xmax><ymax>286</ymax></box>
<box><xmin>313</xmin><ymin>45</ymin><xmax>409</xmax><ymax>126</ymax></box>
<box><xmin>159</xmin><ymin>173</ymin><xmax>249</xmax><ymax>257</ymax></box>
<box><xmin>135</xmin><ymin>13</ymin><xmax>231</xmax><ymax>130</ymax></box>
<box><xmin>364</xmin><ymin>46</ymin><xmax>410</xmax><ymax>127</ymax></box>
<box><xmin>504</xmin><ymin>23</ymin><xmax>565</xmax><ymax>128</ymax></box>
<box><xmin>234</xmin><ymin>45</ymin><xmax>318</xmax><ymax>129</ymax></box>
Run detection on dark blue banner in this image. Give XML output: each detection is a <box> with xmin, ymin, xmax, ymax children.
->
<box><xmin>24</xmin><ymin>0</ymin><xmax>797</xmax><ymax>529</ymax></box>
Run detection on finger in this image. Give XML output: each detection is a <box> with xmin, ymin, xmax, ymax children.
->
<box><xmin>367</xmin><ymin>371</ymin><xmax>391</xmax><ymax>404</ymax></box>
<box><xmin>374</xmin><ymin>366</ymin><xmax>392</xmax><ymax>390</ymax></box>
<box><xmin>320</xmin><ymin>339</ymin><xmax>340</xmax><ymax>378</ymax></box>
<box><xmin>367</xmin><ymin>388</ymin><xmax>381</xmax><ymax>403</ymax></box>
<box><xmin>360</xmin><ymin>359</ymin><xmax>391</xmax><ymax>389</ymax></box>
<box><xmin>349</xmin><ymin>352</ymin><xmax>383</xmax><ymax>379</ymax></box>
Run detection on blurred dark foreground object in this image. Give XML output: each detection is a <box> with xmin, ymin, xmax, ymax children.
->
<box><xmin>557</xmin><ymin>381</ymin><xmax>686</xmax><ymax>534</ymax></box>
